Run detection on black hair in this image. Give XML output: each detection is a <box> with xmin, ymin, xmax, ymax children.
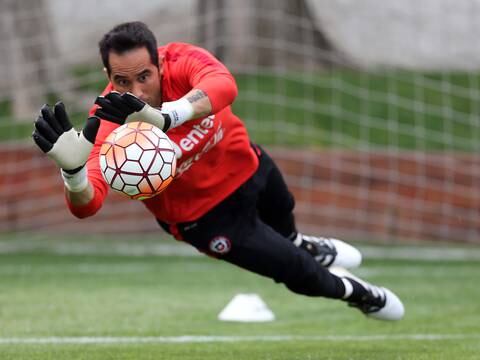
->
<box><xmin>99</xmin><ymin>21</ymin><xmax>159</xmax><ymax>74</ymax></box>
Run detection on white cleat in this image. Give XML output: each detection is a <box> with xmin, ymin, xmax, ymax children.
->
<box><xmin>330</xmin><ymin>266</ymin><xmax>405</xmax><ymax>321</ymax></box>
<box><xmin>295</xmin><ymin>234</ymin><xmax>362</xmax><ymax>269</ymax></box>
<box><xmin>359</xmin><ymin>287</ymin><xmax>405</xmax><ymax>321</ymax></box>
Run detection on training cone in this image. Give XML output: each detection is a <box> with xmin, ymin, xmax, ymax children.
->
<box><xmin>218</xmin><ymin>293</ymin><xmax>275</xmax><ymax>322</ymax></box>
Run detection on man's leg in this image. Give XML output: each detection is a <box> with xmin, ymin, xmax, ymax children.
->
<box><xmin>254</xmin><ymin>145</ymin><xmax>297</xmax><ymax>239</ymax></box>
<box><xmin>175</xmin><ymin>197</ymin><xmax>347</xmax><ymax>299</ymax></box>
<box><xmin>254</xmin><ymin>145</ymin><xmax>362</xmax><ymax>269</ymax></box>
<box><xmin>170</xmin><ymin>181</ymin><xmax>403</xmax><ymax>320</ymax></box>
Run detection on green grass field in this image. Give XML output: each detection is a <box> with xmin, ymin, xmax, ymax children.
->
<box><xmin>0</xmin><ymin>235</ymin><xmax>479</xmax><ymax>359</ymax></box>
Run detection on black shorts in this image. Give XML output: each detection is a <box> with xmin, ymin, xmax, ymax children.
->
<box><xmin>158</xmin><ymin>145</ymin><xmax>343</xmax><ymax>298</ymax></box>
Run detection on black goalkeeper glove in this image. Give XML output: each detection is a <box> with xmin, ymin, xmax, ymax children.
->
<box><xmin>94</xmin><ymin>92</ymin><xmax>172</xmax><ymax>132</ymax></box>
<box><xmin>32</xmin><ymin>102</ymin><xmax>100</xmax><ymax>191</ymax></box>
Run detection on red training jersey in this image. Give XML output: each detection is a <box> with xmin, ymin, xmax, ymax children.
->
<box><xmin>67</xmin><ymin>42</ymin><xmax>259</xmax><ymax>223</ymax></box>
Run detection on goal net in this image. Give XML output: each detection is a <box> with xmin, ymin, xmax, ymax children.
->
<box><xmin>1</xmin><ymin>0</ymin><xmax>479</xmax><ymax>243</ymax></box>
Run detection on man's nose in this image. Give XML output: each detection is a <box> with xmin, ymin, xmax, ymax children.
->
<box><xmin>130</xmin><ymin>83</ymin><xmax>144</xmax><ymax>99</ymax></box>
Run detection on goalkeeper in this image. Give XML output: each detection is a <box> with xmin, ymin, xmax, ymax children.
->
<box><xmin>32</xmin><ymin>21</ymin><xmax>404</xmax><ymax>321</ymax></box>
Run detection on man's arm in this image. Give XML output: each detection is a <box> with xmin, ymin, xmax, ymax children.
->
<box><xmin>159</xmin><ymin>88</ymin><xmax>212</xmax><ymax>127</ymax></box>
<box><xmin>177</xmin><ymin>46</ymin><xmax>238</xmax><ymax>115</ymax></box>
<box><xmin>93</xmin><ymin>89</ymin><xmax>212</xmax><ymax>133</ymax></box>
<box><xmin>184</xmin><ymin>89</ymin><xmax>212</xmax><ymax>118</ymax></box>
<box><xmin>65</xmin><ymin>181</ymin><xmax>95</xmax><ymax>206</ymax></box>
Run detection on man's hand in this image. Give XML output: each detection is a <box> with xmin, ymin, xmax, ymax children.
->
<box><xmin>33</xmin><ymin>102</ymin><xmax>100</xmax><ymax>171</ymax></box>
<box><xmin>32</xmin><ymin>102</ymin><xmax>100</xmax><ymax>192</ymax></box>
<box><xmin>94</xmin><ymin>92</ymin><xmax>172</xmax><ymax>132</ymax></box>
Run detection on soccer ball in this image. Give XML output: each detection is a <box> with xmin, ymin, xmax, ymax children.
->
<box><xmin>99</xmin><ymin>122</ymin><xmax>176</xmax><ymax>200</ymax></box>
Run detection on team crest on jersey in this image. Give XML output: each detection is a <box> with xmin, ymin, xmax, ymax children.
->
<box><xmin>209</xmin><ymin>236</ymin><xmax>231</xmax><ymax>254</ymax></box>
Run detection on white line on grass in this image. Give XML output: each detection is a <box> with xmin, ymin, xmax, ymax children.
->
<box><xmin>0</xmin><ymin>334</ymin><xmax>479</xmax><ymax>344</ymax></box>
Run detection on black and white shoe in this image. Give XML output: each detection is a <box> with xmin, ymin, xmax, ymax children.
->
<box><xmin>348</xmin><ymin>286</ymin><xmax>404</xmax><ymax>321</ymax></box>
<box><xmin>330</xmin><ymin>266</ymin><xmax>405</xmax><ymax>321</ymax></box>
<box><xmin>294</xmin><ymin>234</ymin><xmax>362</xmax><ymax>269</ymax></box>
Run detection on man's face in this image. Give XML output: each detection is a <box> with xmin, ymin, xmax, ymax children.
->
<box><xmin>107</xmin><ymin>47</ymin><xmax>162</xmax><ymax>107</ymax></box>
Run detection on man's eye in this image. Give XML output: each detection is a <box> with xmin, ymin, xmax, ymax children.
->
<box><xmin>138</xmin><ymin>74</ymin><xmax>149</xmax><ymax>82</ymax></box>
<box><xmin>117</xmin><ymin>79</ymin><xmax>129</xmax><ymax>87</ymax></box>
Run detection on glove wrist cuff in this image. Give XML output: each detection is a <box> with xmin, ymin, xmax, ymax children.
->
<box><xmin>162</xmin><ymin>98</ymin><xmax>194</xmax><ymax>128</ymax></box>
<box><xmin>61</xmin><ymin>166</ymin><xmax>89</xmax><ymax>192</ymax></box>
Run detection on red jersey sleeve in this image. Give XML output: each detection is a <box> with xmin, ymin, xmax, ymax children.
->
<box><xmin>66</xmin><ymin>84</ymin><xmax>118</xmax><ymax>218</ymax></box>
<box><xmin>168</xmin><ymin>44</ymin><xmax>238</xmax><ymax>114</ymax></box>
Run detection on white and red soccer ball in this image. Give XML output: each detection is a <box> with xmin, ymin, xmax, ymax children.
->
<box><xmin>99</xmin><ymin>122</ymin><xmax>176</xmax><ymax>200</ymax></box>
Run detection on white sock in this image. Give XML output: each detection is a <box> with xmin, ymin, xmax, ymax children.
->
<box><xmin>293</xmin><ymin>233</ymin><xmax>303</xmax><ymax>247</ymax></box>
<box><xmin>341</xmin><ymin>277</ymin><xmax>353</xmax><ymax>299</ymax></box>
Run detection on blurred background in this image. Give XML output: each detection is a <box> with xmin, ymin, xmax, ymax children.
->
<box><xmin>1</xmin><ymin>0</ymin><xmax>480</xmax><ymax>244</ymax></box>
